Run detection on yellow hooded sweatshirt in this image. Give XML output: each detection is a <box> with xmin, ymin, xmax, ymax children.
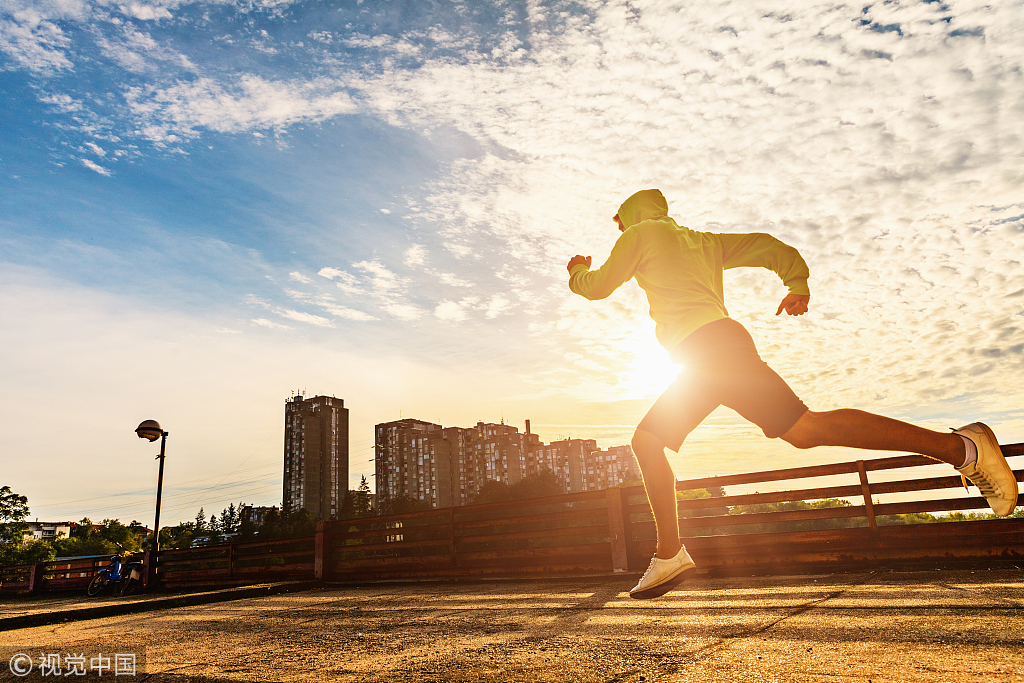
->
<box><xmin>568</xmin><ymin>189</ymin><xmax>810</xmax><ymax>361</ymax></box>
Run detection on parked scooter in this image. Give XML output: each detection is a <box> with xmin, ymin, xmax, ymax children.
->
<box><xmin>86</xmin><ymin>545</ymin><xmax>144</xmax><ymax>597</ymax></box>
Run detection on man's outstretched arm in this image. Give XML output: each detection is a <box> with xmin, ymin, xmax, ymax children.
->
<box><xmin>567</xmin><ymin>228</ymin><xmax>642</xmax><ymax>300</ymax></box>
<box><xmin>717</xmin><ymin>232</ymin><xmax>811</xmax><ymax>317</ymax></box>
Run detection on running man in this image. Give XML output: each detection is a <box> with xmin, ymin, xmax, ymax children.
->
<box><xmin>566</xmin><ymin>189</ymin><xmax>1019</xmax><ymax>600</ymax></box>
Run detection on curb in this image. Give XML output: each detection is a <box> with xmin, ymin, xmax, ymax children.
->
<box><xmin>0</xmin><ymin>581</ymin><xmax>321</xmax><ymax>631</ymax></box>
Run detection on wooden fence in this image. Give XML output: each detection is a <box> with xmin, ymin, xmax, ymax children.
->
<box><xmin>0</xmin><ymin>555</ymin><xmax>141</xmax><ymax>593</ymax></box>
<box><xmin>4</xmin><ymin>443</ymin><xmax>1022</xmax><ymax>593</ymax></box>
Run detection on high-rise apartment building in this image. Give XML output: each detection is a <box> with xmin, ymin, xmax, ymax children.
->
<box><xmin>375</xmin><ymin>417</ymin><xmax>638</xmax><ymax>509</ymax></box>
<box><xmin>374</xmin><ymin>419</ymin><xmax>450</xmax><ymax>511</ymax></box>
<box><xmin>283</xmin><ymin>394</ymin><xmax>349</xmax><ymax>520</ymax></box>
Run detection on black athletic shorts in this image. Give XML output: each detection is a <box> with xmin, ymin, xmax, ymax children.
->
<box><xmin>637</xmin><ymin>317</ymin><xmax>808</xmax><ymax>451</ymax></box>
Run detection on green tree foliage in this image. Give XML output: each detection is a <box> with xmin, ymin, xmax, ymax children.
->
<box><xmin>0</xmin><ymin>485</ymin><xmax>30</xmax><ymax>545</ymax></box>
<box><xmin>237</xmin><ymin>509</ymin><xmax>258</xmax><ymax>541</ymax></box>
<box><xmin>52</xmin><ymin>519</ymin><xmax>143</xmax><ymax>558</ymax></box>
<box><xmin>355</xmin><ymin>476</ymin><xmax>372</xmax><ymax>516</ymax></box>
<box><xmin>0</xmin><ymin>539</ymin><xmax>55</xmax><ymax>566</ymax></box>
<box><xmin>258</xmin><ymin>508</ymin><xmax>315</xmax><ymax>540</ymax></box>
<box><xmin>0</xmin><ymin>487</ymin><xmax>58</xmax><ymax>566</ymax></box>
<box><xmin>194</xmin><ymin>508</ymin><xmax>206</xmax><ymax>533</ymax></box>
<box><xmin>219</xmin><ymin>503</ymin><xmax>239</xmax><ymax>534</ymax></box>
<box><xmin>159</xmin><ymin>521</ymin><xmax>199</xmax><ymax>550</ymax></box>
<box><xmin>338</xmin><ymin>490</ymin><xmax>356</xmax><ymax>518</ymax></box>
<box><xmin>471</xmin><ymin>470</ymin><xmax>564</xmax><ymax>505</ymax></box>
<box><xmin>384</xmin><ymin>495</ymin><xmax>433</xmax><ymax>515</ymax></box>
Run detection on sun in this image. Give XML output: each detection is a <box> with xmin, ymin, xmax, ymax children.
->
<box><xmin>623</xmin><ymin>337</ymin><xmax>680</xmax><ymax>399</ymax></box>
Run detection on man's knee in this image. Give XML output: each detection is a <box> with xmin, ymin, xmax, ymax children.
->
<box><xmin>631</xmin><ymin>428</ymin><xmax>666</xmax><ymax>460</ymax></box>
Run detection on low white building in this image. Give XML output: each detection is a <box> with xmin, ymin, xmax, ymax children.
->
<box><xmin>23</xmin><ymin>521</ymin><xmax>72</xmax><ymax>542</ymax></box>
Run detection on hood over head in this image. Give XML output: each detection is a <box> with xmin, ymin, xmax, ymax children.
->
<box><xmin>617</xmin><ymin>189</ymin><xmax>668</xmax><ymax>229</ymax></box>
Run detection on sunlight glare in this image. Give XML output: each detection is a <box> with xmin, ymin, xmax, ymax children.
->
<box><xmin>624</xmin><ymin>337</ymin><xmax>680</xmax><ymax>399</ymax></box>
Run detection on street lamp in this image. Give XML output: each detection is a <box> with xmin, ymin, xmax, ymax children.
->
<box><xmin>135</xmin><ymin>420</ymin><xmax>167</xmax><ymax>556</ymax></box>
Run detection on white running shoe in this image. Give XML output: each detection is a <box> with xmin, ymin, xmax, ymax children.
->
<box><xmin>629</xmin><ymin>546</ymin><xmax>697</xmax><ymax>600</ymax></box>
<box><xmin>953</xmin><ymin>422</ymin><xmax>1018</xmax><ymax>517</ymax></box>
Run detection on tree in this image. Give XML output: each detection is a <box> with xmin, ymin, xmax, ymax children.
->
<box><xmin>71</xmin><ymin>517</ymin><xmax>94</xmax><ymax>539</ymax></box>
<box><xmin>0</xmin><ymin>539</ymin><xmax>55</xmax><ymax>567</ymax></box>
<box><xmin>237</xmin><ymin>510</ymin><xmax>257</xmax><ymax>540</ymax></box>
<box><xmin>194</xmin><ymin>508</ymin><xmax>207</xmax><ymax>533</ymax></box>
<box><xmin>219</xmin><ymin>503</ymin><xmax>239</xmax><ymax>534</ymax></box>
<box><xmin>471</xmin><ymin>471</ymin><xmax>564</xmax><ymax>505</ymax></box>
<box><xmin>52</xmin><ymin>519</ymin><xmax>143</xmax><ymax>558</ymax></box>
<box><xmin>0</xmin><ymin>485</ymin><xmax>30</xmax><ymax>545</ymax></box>
<box><xmin>258</xmin><ymin>508</ymin><xmax>314</xmax><ymax>539</ymax></box>
<box><xmin>339</xmin><ymin>490</ymin><xmax>356</xmax><ymax>519</ymax></box>
<box><xmin>355</xmin><ymin>476</ymin><xmax>372</xmax><ymax>516</ymax></box>
<box><xmin>160</xmin><ymin>521</ymin><xmax>198</xmax><ymax>550</ymax></box>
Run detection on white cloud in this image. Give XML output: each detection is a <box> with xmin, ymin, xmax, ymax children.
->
<box><xmin>382</xmin><ymin>303</ymin><xmax>423</xmax><ymax>321</ymax></box>
<box><xmin>39</xmin><ymin>94</ymin><xmax>81</xmax><ymax>113</ymax></box>
<box><xmin>251</xmin><ymin>317</ymin><xmax>290</xmax><ymax>330</ymax></box>
<box><xmin>434</xmin><ymin>299</ymin><xmax>466</xmax><ymax>321</ymax></box>
<box><xmin>276</xmin><ymin>308</ymin><xmax>332</xmax><ymax>327</ymax></box>
<box><xmin>124</xmin><ymin>75</ymin><xmax>357</xmax><ymax>142</ymax></box>
<box><xmin>320</xmin><ymin>304</ymin><xmax>375</xmax><ymax>321</ymax></box>
<box><xmin>484</xmin><ymin>294</ymin><xmax>511</xmax><ymax>319</ymax></box>
<box><xmin>315</xmin><ymin>261</ymin><xmax>421</xmax><ymax>320</ymax></box>
<box><xmin>437</xmin><ymin>272</ymin><xmax>471</xmax><ymax>287</ymax></box>
<box><xmin>81</xmin><ymin>158</ymin><xmax>112</xmax><ymax>176</ymax></box>
<box><xmin>85</xmin><ymin>141</ymin><xmax>106</xmax><ymax>157</ymax></box>
<box><xmin>317</xmin><ymin>266</ymin><xmax>348</xmax><ymax>280</ymax></box>
<box><xmin>288</xmin><ymin>271</ymin><xmax>311</xmax><ymax>283</ymax></box>
<box><xmin>282</xmin><ymin>288</ymin><xmax>377</xmax><ymax>323</ymax></box>
<box><xmin>353</xmin><ymin>259</ymin><xmax>400</xmax><ymax>293</ymax></box>
<box><xmin>318</xmin><ymin>267</ymin><xmax>360</xmax><ymax>293</ymax></box>
<box><xmin>0</xmin><ymin>11</ymin><xmax>74</xmax><ymax>72</ymax></box>
<box><xmin>434</xmin><ymin>296</ymin><xmax>480</xmax><ymax>322</ymax></box>
<box><xmin>120</xmin><ymin>4</ymin><xmax>172</xmax><ymax>21</ymax></box>
<box><xmin>246</xmin><ymin>294</ymin><xmax>333</xmax><ymax>328</ymax></box>
<box><xmin>404</xmin><ymin>244</ymin><xmax>426</xmax><ymax>267</ymax></box>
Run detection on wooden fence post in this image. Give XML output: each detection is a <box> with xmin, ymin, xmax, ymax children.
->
<box><xmin>227</xmin><ymin>544</ymin><xmax>234</xmax><ymax>581</ymax></box>
<box><xmin>856</xmin><ymin>460</ymin><xmax>878</xmax><ymax>532</ymax></box>
<box><xmin>27</xmin><ymin>563</ymin><xmax>45</xmax><ymax>593</ymax></box>
<box><xmin>606</xmin><ymin>488</ymin><xmax>629</xmax><ymax>572</ymax></box>
<box><xmin>449</xmin><ymin>507</ymin><xmax>457</xmax><ymax>568</ymax></box>
<box><xmin>143</xmin><ymin>551</ymin><xmax>157</xmax><ymax>589</ymax></box>
<box><xmin>314</xmin><ymin>521</ymin><xmax>332</xmax><ymax>581</ymax></box>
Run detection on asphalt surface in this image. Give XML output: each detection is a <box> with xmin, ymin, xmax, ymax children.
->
<box><xmin>0</xmin><ymin>582</ymin><xmax>318</xmax><ymax>630</ymax></box>
<box><xmin>1</xmin><ymin>570</ymin><xmax>1022</xmax><ymax>682</ymax></box>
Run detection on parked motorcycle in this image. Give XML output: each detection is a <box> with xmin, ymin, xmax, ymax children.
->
<box><xmin>86</xmin><ymin>546</ymin><xmax>144</xmax><ymax>597</ymax></box>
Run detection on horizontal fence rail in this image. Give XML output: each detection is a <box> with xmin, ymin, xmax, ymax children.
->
<box><xmin>3</xmin><ymin>444</ymin><xmax>1022</xmax><ymax>593</ymax></box>
<box><xmin>0</xmin><ymin>555</ymin><xmax>140</xmax><ymax>594</ymax></box>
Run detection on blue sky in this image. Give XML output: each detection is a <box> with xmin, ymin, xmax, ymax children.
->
<box><xmin>2</xmin><ymin>0</ymin><xmax>1023</xmax><ymax>526</ymax></box>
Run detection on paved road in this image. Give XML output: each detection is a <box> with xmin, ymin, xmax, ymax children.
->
<box><xmin>2</xmin><ymin>570</ymin><xmax>1022</xmax><ymax>682</ymax></box>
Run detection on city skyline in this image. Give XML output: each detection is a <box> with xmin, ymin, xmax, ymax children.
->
<box><xmin>3</xmin><ymin>1</ymin><xmax>1023</xmax><ymax>526</ymax></box>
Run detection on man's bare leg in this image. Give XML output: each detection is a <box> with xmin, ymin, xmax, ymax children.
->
<box><xmin>634</xmin><ymin>411</ymin><xmax>965</xmax><ymax>562</ymax></box>
<box><xmin>780</xmin><ymin>409</ymin><xmax>965</xmax><ymax>465</ymax></box>
<box><xmin>631</xmin><ymin>428</ymin><xmax>682</xmax><ymax>560</ymax></box>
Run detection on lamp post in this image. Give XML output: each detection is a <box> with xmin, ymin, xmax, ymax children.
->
<box><xmin>135</xmin><ymin>420</ymin><xmax>167</xmax><ymax>555</ymax></box>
